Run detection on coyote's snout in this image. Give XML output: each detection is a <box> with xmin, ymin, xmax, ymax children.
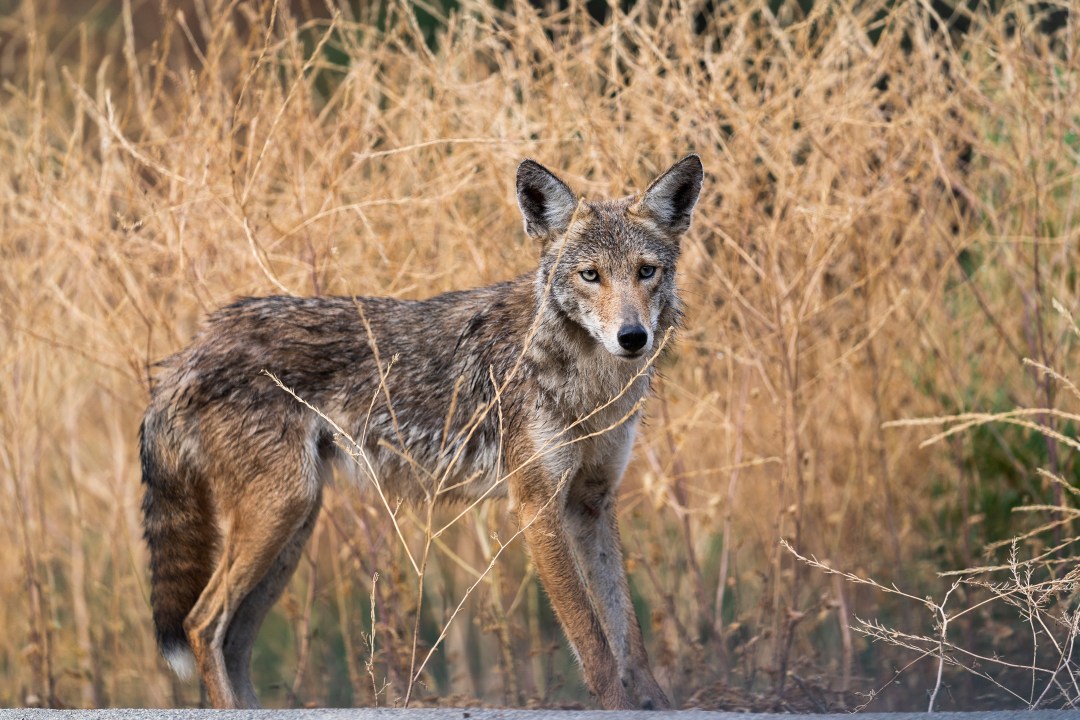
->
<box><xmin>141</xmin><ymin>154</ymin><xmax>703</xmax><ymax>709</ymax></box>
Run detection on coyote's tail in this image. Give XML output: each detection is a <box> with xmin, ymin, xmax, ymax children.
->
<box><xmin>140</xmin><ymin>410</ymin><xmax>216</xmax><ymax>678</ymax></box>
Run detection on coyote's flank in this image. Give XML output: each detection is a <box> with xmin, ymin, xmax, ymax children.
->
<box><xmin>140</xmin><ymin>155</ymin><xmax>703</xmax><ymax>709</ymax></box>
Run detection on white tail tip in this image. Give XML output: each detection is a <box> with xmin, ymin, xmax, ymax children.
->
<box><xmin>164</xmin><ymin>646</ymin><xmax>196</xmax><ymax>680</ymax></box>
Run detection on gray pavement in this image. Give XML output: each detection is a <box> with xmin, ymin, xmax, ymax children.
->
<box><xmin>1</xmin><ymin>710</ymin><xmax>1078</xmax><ymax>719</ymax></box>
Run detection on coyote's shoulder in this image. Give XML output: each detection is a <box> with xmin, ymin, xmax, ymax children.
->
<box><xmin>141</xmin><ymin>155</ymin><xmax>703</xmax><ymax>710</ymax></box>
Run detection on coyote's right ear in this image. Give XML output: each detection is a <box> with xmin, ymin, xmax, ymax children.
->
<box><xmin>635</xmin><ymin>154</ymin><xmax>704</xmax><ymax>237</ymax></box>
<box><xmin>516</xmin><ymin>160</ymin><xmax>577</xmax><ymax>240</ymax></box>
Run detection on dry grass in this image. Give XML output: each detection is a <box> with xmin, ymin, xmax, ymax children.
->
<box><xmin>789</xmin><ymin>303</ymin><xmax>1080</xmax><ymax>710</ymax></box>
<box><xmin>0</xmin><ymin>0</ymin><xmax>1078</xmax><ymax>710</ymax></box>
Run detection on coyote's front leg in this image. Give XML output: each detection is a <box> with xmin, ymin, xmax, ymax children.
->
<box><xmin>565</xmin><ymin>468</ymin><xmax>671</xmax><ymax>710</ymax></box>
<box><xmin>513</xmin><ymin>469</ymin><xmax>635</xmax><ymax>708</ymax></box>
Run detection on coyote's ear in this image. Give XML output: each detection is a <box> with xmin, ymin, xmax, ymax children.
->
<box><xmin>516</xmin><ymin>159</ymin><xmax>577</xmax><ymax>240</ymax></box>
<box><xmin>635</xmin><ymin>154</ymin><xmax>704</xmax><ymax>236</ymax></box>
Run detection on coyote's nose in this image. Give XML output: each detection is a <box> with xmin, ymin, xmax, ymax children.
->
<box><xmin>617</xmin><ymin>324</ymin><xmax>648</xmax><ymax>352</ymax></box>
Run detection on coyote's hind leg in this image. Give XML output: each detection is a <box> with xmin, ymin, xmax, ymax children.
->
<box><xmin>223</xmin><ymin>489</ymin><xmax>323</xmax><ymax>707</ymax></box>
<box><xmin>183</xmin><ymin>472</ymin><xmax>321</xmax><ymax>708</ymax></box>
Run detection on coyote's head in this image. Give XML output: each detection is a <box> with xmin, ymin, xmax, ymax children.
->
<box><xmin>516</xmin><ymin>155</ymin><xmax>703</xmax><ymax>361</ymax></box>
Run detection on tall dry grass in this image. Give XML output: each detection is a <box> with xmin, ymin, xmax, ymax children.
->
<box><xmin>0</xmin><ymin>0</ymin><xmax>1077</xmax><ymax>710</ymax></box>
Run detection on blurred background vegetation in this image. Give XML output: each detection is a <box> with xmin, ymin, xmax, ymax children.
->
<box><xmin>0</xmin><ymin>0</ymin><xmax>1078</xmax><ymax>711</ymax></box>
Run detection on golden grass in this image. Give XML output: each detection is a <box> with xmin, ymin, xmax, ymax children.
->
<box><xmin>1</xmin><ymin>0</ymin><xmax>1078</xmax><ymax>710</ymax></box>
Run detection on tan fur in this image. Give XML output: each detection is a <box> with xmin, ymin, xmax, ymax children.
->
<box><xmin>140</xmin><ymin>155</ymin><xmax>703</xmax><ymax>709</ymax></box>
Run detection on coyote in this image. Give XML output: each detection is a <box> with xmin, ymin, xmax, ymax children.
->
<box><xmin>140</xmin><ymin>154</ymin><xmax>703</xmax><ymax>710</ymax></box>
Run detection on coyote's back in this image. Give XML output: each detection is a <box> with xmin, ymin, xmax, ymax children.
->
<box><xmin>141</xmin><ymin>155</ymin><xmax>703</xmax><ymax>709</ymax></box>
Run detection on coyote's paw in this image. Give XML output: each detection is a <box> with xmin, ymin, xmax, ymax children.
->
<box><xmin>621</xmin><ymin>668</ymin><xmax>672</xmax><ymax>710</ymax></box>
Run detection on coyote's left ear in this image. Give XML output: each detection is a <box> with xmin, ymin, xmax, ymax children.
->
<box><xmin>516</xmin><ymin>159</ymin><xmax>577</xmax><ymax>241</ymax></box>
<box><xmin>634</xmin><ymin>154</ymin><xmax>704</xmax><ymax>236</ymax></box>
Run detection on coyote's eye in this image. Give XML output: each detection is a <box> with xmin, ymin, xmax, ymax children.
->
<box><xmin>579</xmin><ymin>269</ymin><xmax>600</xmax><ymax>283</ymax></box>
<box><xmin>639</xmin><ymin>265</ymin><xmax>657</xmax><ymax>279</ymax></box>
